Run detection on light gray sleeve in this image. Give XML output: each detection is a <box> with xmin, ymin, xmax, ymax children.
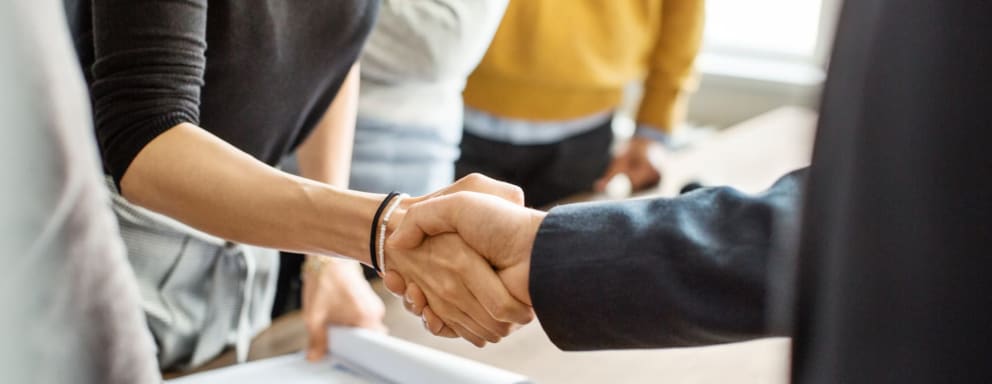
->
<box><xmin>0</xmin><ymin>1</ymin><xmax>160</xmax><ymax>382</ymax></box>
<box><xmin>360</xmin><ymin>0</ymin><xmax>508</xmax><ymax>83</ymax></box>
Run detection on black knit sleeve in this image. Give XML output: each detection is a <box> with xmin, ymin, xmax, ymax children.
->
<box><xmin>89</xmin><ymin>0</ymin><xmax>207</xmax><ymax>186</ymax></box>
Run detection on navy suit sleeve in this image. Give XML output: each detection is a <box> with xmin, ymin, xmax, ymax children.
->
<box><xmin>529</xmin><ymin>169</ymin><xmax>805</xmax><ymax>350</ymax></box>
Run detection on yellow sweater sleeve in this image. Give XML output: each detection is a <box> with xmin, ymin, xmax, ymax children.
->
<box><xmin>637</xmin><ymin>0</ymin><xmax>705</xmax><ymax>132</ymax></box>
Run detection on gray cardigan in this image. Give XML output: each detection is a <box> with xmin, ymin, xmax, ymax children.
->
<box><xmin>358</xmin><ymin>0</ymin><xmax>507</xmax><ymax>126</ymax></box>
<box><xmin>351</xmin><ymin>0</ymin><xmax>507</xmax><ymax>195</ymax></box>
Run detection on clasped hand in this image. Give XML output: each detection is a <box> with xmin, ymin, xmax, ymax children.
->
<box><xmin>382</xmin><ymin>174</ymin><xmax>546</xmax><ymax>347</ymax></box>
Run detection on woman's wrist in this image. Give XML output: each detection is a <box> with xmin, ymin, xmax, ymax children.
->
<box><xmin>298</xmin><ymin>180</ymin><xmax>383</xmax><ymax>265</ymax></box>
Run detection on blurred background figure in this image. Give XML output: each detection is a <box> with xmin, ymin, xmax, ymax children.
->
<box><xmin>0</xmin><ymin>0</ymin><xmax>159</xmax><ymax>382</ymax></box>
<box><xmin>275</xmin><ymin>0</ymin><xmax>509</xmax><ymax>320</ymax></box>
<box><xmin>350</xmin><ymin>0</ymin><xmax>509</xmax><ymax>196</ymax></box>
<box><xmin>458</xmin><ymin>0</ymin><xmax>705</xmax><ymax>207</ymax></box>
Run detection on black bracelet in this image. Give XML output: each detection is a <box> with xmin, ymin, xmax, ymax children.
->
<box><xmin>370</xmin><ymin>191</ymin><xmax>400</xmax><ymax>273</ymax></box>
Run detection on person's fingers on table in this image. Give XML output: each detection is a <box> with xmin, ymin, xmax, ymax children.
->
<box><xmin>382</xmin><ymin>270</ymin><xmax>407</xmax><ymax>298</ymax></box>
<box><xmin>301</xmin><ymin>275</ymin><xmax>328</xmax><ymax>361</ymax></box>
<box><xmin>595</xmin><ymin>157</ymin><xmax>628</xmax><ymax>192</ymax></box>
<box><xmin>304</xmin><ymin>314</ymin><xmax>329</xmax><ymax>361</ymax></box>
<box><xmin>626</xmin><ymin>160</ymin><xmax>662</xmax><ymax>191</ymax></box>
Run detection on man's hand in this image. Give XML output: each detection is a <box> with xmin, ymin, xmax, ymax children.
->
<box><xmin>403</xmin><ymin>172</ymin><xmax>525</xmax><ymax>208</ymax></box>
<box><xmin>595</xmin><ymin>137</ymin><xmax>664</xmax><ymax>193</ymax></box>
<box><xmin>302</xmin><ymin>256</ymin><xmax>386</xmax><ymax>361</ymax></box>
<box><xmin>384</xmin><ymin>192</ymin><xmax>546</xmax><ymax>343</ymax></box>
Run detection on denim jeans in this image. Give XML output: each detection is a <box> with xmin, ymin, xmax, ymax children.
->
<box><xmin>349</xmin><ymin>116</ymin><xmax>461</xmax><ymax>196</ymax></box>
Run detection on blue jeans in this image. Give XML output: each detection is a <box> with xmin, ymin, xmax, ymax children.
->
<box><xmin>349</xmin><ymin>116</ymin><xmax>460</xmax><ymax>196</ymax></box>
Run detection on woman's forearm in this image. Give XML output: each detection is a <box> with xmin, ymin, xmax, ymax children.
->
<box><xmin>297</xmin><ymin>64</ymin><xmax>362</xmax><ymax>270</ymax></box>
<box><xmin>120</xmin><ymin>122</ymin><xmax>381</xmax><ymax>265</ymax></box>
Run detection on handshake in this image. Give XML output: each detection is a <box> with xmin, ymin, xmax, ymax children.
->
<box><xmin>381</xmin><ymin>174</ymin><xmax>547</xmax><ymax>347</ymax></box>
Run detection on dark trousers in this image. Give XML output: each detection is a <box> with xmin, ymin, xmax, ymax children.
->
<box><xmin>456</xmin><ymin>120</ymin><xmax>614</xmax><ymax>207</ymax></box>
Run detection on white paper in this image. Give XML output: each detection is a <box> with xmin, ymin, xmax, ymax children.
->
<box><xmin>167</xmin><ymin>327</ymin><xmax>533</xmax><ymax>384</ymax></box>
<box><xmin>167</xmin><ymin>353</ymin><xmax>384</xmax><ymax>384</ymax></box>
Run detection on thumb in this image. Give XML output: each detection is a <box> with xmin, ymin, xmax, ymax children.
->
<box><xmin>306</xmin><ymin>322</ymin><xmax>329</xmax><ymax>361</ymax></box>
<box><xmin>388</xmin><ymin>194</ymin><xmax>462</xmax><ymax>249</ymax></box>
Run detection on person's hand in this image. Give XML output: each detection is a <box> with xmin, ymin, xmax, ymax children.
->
<box><xmin>384</xmin><ymin>192</ymin><xmax>546</xmax><ymax>342</ymax></box>
<box><xmin>403</xmin><ymin>172</ymin><xmax>525</xmax><ymax>209</ymax></box>
<box><xmin>595</xmin><ymin>137</ymin><xmax>664</xmax><ymax>193</ymax></box>
<box><xmin>382</xmin><ymin>233</ymin><xmax>530</xmax><ymax>346</ymax></box>
<box><xmin>302</xmin><ymin>256</ymin><xmax>386</xmax><ymax>361</ymax></box>
<box><xmin>373</xmin><ymin>173</ymin><xmax>531</xmax><ymax>346</ymax></box>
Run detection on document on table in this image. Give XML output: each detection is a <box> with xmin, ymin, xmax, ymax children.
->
<box><xmin>167</xmin><ymin>327</ymin><xmax>534</xmax><ymax>384</ymax></box>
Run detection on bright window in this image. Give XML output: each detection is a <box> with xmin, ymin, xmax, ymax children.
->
<box><xmin>704</xmin><ymin>0</ymin><xmax>827</xmax><ymax>61</ymax></box>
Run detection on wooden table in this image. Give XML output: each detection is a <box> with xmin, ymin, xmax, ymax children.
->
<box><xmin>166</xmin><ymin>106</ymin><xmax>818</xmax><ymax>383</ymax></box>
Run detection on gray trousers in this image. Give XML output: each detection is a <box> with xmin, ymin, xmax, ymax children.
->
<box><xmin>107</xmin><ymin>179</ymin><xmax>279</xmax><ymax>370</ymax></box>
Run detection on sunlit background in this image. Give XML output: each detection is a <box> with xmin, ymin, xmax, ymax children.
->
<box><xmin>691</xmin><ymin>0</ymin><xmax>839</xmax><ymax>127</ymax></box>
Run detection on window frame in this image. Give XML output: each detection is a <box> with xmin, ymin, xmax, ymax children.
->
<box><xmin>701</xmin><ymin>0</ymin><xmax>843</xmax><ymax>68</ymax></box>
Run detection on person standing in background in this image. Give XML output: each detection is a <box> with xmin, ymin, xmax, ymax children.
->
<box><xmin>350</xmin><ymin>0</ymin><xmax>509</xmax><ymax>196</ymax></box>
<box><xmin>62</xmin><ymin>0</ymin><xmax>529</xmax><ymax>370</ymax></box>
<box><xmin>458</xmin><ymin>0</ymin><xmax>705</xmax><ymax>207</ymax></box>
<box><xmin>273</xmin><ymin>0</ymin><xmax>509</xmax><ymax>330</ymax></box>
<box><xmin>0</xmin><ymin>0</ymin><xmax>159</xmax><ymax>382</ymax></box>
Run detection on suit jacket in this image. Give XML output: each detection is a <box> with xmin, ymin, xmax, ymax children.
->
<box><xmin>531</xmin><ymin>170</ymin><xmax>803</xmax><ymax>349</ymax></box>
<box><xmin>529</xmin><ymin>1</ymin><xmax>992</xmax><ymax>382</ymax></box>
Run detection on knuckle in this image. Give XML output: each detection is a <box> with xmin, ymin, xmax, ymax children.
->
<box><xmin>449</xmin><ymin>191</ymin><xmax>473</xmax><ymax>205</ymax></box>
<box><xmin>507</xmin><ymin>185</ymin><xmax>525</xmax><ymax>204</ymax></box>
<box><xmin>438</xmin><ymin>279</ymin><xmax>460</xmax><ymax>298</ymax></box>
<box><xmin>463</xmin><ymin>173</ymin><xmax>486</xmax><ymax>185</ymax></box>
<box><xmin>521</xmin><ymin>309</ymin><xmax>536</xmax><ymax>324</ymax></box>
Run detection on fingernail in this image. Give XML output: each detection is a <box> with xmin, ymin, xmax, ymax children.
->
<box><xmin>405</xmin><ymin>294</ymin><xmax>413</xmax><ymax>303</ymax></box>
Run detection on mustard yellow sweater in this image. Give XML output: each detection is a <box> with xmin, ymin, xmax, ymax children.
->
<box><xmin>463</xmin><ymin>0</ymin><xmax>705</xmax><ymax>132</ymax></box>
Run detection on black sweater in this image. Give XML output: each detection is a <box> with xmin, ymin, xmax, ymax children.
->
<box><xmin>65</xmin><ymin>0</ymin><xmax>380</xmax><ymax>185</ymax></box>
